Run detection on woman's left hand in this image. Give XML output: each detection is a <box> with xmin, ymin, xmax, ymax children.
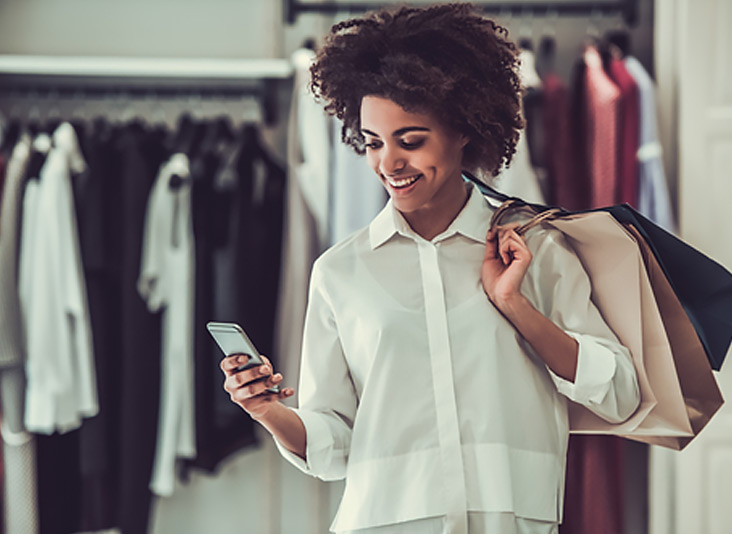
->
<box><xmin>481</xmin><ymin>224</ymin><xmax>532</xmax><ymax>308</ymax></box>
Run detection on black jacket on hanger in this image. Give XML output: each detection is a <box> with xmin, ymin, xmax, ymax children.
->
<box><xmin>187</xmin><ymin>122</ymin><xmax>286</xmax><ymax>473</ymax></box>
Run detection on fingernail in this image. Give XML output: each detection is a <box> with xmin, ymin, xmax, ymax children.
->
<box><xmin>261</xmin><ymin>366</ymin><xmax>270</xmax><ymax>375</ymax></box>
<box><xmin>273</xmin><ymin>373</ymin><xmax>282</xmax><ymax>381</ymax></box>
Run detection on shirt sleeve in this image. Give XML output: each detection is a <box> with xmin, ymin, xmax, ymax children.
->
<box><xmin>274</xmin><ymin>259</ymin><xmax>357</xmax><ymax>481</ymax></box>
<box><xmin>523</xmin><ymin>229</ymin><xmax>640</xmax><ymax>424</ymax></box>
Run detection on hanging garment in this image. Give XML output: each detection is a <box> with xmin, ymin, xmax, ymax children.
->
<box><xmin>518</xmin><ymin>48</ymin><xmax>543</xmax><ymax>89</ymax></box>
<box><xmin>186</xmin><ymin>126</ymin><xmax>270</xmax><ymax>474</ymax></box>
<box><xmin>0</xmin><ymin>134</ymin><xmax>39</xmax><ymax>534</ymax></box>
<box><xmin>583</xmin><ymin>46</ymin><xmax>621</xmax><ymax>208</ymax></box>
<box><xmin>562</xmin><ymin>59</ymin><xmax>592</xmax><ymax>210</ymax></box>
<box><xmin>523</xmin><ymin>87</ymin><xmax>546</xmax><ymax>176</ymax></box>
<box><xmin>561</xmin><ymin>48</ymin><xmax>625</xmax><ymax>534</ymax></box>
<box><xmin>518</xmin><ymin>48</ymin><xmax>546</xmax><ymax>174</ymax></box>
<box><xmin>329</xmin><ymin>116</ymin><xmax>387</xmax><ymax>246</ymax></box>
<box><xmin>494</xmin><ymin>49</ymin><xmax>546</xmax><ymax>204</ymax></box>
<box><xmin>290</xmin><ymin>47</ymin><xmax>331</xmax><ymax>247</ymax></box>
<box><xmin>276</xmin><ymin>60</ymin><xmax>332</xmax><ymax>400</ymax></box>
<box><xmin>138</xmin><ymin>153</ymin><xmax>197</xmax><ymax>497</ymax></box>
<box><xmin>116</xmin><ymin>124</ymin><xmax>165</xmax><ymax>534</ymax></box>
<box><xmin>541</xmin><ymin>73</ymin><xmax>572</xmax><ymax>207</ymax></box>
<box><xmin>493</xmin><ymin>130</ymin><xmax>545</xmax><ymax>204</ymax></box>
<box><xmin>71</xmin><ymin>122</ymin><xmax>126</xmax><ymax>531</ymax></box>
<box><xmin>0</xmin><ymin>154</ymin><xmax>5</xmax><ymax>234</ymax></box>
<box><xmin>0</xmin><ymin>134</ymin><xmax>31</xmax><ymax>377</ymax></box>
<box><xmin>187</xmin><ymin>133</ymin><xmax>247</xmax><ymax>474</ymax></box>
<box><xmin>561</xmin><ymin>435</ymin><xmax>625</xmax><ymax>534</ymax></box>
<box><xmin>233</xmin><ymin>127</ymin><xmax>286</xmax><ymax>362</ymax></box>
<box><xmin>607</xmin><ymin>57</ymin><xmax>640</xmax><ymax>206</ymax></box>
<box><xmin>18</xmin><ymin>124</ymin><xmax>98</xmax><ymax>434</ymax></box>
<box><xmin>623</xmin><ymin>56</ymin><xmax>676</xmax><ymax>232</ymax></box>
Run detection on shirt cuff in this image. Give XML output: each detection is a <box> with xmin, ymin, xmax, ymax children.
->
<box><xmin>547</xmin><ymin>331</ymin><xmax>617</xmax><ymax>406</ymax></box>
<box><xmin>273</xmin><ymin>407</ymin><xmax>335</xmax><ymax>476</ymax></box>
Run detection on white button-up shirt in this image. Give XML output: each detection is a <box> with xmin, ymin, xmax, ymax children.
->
<box><xmin>276</xmin><ymin>182</ymin><xmax>639</xmax><ymax>533</ymax></box>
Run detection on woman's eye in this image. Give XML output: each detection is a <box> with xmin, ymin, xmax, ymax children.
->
<box><xmin>365</xmin><ymin>140</ymin><xmax>382</xmax><ymax>149</ymax></box>
<box><xmin>400</xmin><ymin>139</ymin><xmax>425</xmax><ymax>149</ymax></box>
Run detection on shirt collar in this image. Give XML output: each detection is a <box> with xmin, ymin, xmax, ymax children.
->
<box><xmin>369</xmin><ymin>180</ymin><xmax>494</xmax><ymax>250</ymax></box>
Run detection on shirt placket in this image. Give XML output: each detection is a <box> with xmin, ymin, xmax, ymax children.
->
<box><xmin>417</xmin><ymin>240</ymin><xmax>468</xmax><ymax>534</ymax></box>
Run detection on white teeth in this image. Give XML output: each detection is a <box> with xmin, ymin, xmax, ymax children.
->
<box><xmin>388</xmin><ymin>174</ymin><xmax>420</xmax><ymax>188</ymax></box>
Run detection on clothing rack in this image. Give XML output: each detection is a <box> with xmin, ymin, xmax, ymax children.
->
<box><xmin>284</xmin><ymin>0</ymin><xmax>639</xmax><ymax>26</ymax></box>
<box><xmin>0</xmin><ymin>56</ymin><xmax>293</xmax><ymax>125</ymax></box>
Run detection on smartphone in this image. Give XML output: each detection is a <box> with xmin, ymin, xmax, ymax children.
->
<box><xmin>206</xmin><ymin>321</ymin><xmax>280</xmax><ymax>393</ymax></box>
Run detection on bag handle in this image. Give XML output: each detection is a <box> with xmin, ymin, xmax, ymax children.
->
<box><xmin>514</xmin><ymin>208</ymin><xmax>563</xmax><ymax>236</ymax></box>
<box><xmin>489</xmin><ymin>201</ymin><xmax>563</xmax><ymax>235</ymax></box>
<box><xmin>463</xmin><ymin>169</ymin><xmax>566</xmax><ymax>235</ymax></box>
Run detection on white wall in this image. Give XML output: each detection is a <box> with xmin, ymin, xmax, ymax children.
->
<box><xmin>0</xmin><ymin>0</ymin><xmax>283</xmax><ymax>59</ymax></box>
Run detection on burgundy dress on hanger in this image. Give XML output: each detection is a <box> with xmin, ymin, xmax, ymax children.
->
<box><xmin>560</xmin><ymin>46</ymin><xmax>627</xmax><ymax>534</ymax></box>
<box><xmin>541</xmin><ymin>72</ymin><xmax>572</xmax><ymax>207</ymax></box>
<box><xmin>607</xmin><ymin>57</ymin><xmax>641</xmax><ymax>206</ymax></box>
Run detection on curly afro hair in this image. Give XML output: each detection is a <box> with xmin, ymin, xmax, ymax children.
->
<box><xmin>309</xmin><ymin>2</ymin><xmax>524</xmax><ymax>178</ymax></box>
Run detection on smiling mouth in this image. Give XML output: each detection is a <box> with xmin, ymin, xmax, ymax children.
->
<box><xmin>385</xmin><ymin>173</ymin><xmax>422</xmax><ymax>189</ymax></box>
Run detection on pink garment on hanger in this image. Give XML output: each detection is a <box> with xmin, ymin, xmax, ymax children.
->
<box><xmin>583</xmin><ymin>46</ymin><xmax>620</xmax><ymax>208</ymax></box>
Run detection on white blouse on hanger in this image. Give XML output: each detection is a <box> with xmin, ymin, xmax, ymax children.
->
<box><xmin>18</xmin><ymin>124</ymin><xmax>98</xmax><ymax>434</ymax></box>
<box><xmin>138</xmin><ymin>153</ymin><xmax>197</xmax><ymax>496</ymax></box>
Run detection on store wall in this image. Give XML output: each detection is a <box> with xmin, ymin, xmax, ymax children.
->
<box><xmin>0</xmin><ymin>0</ymin><xmax>284</xmax><ymax>59</ymax></box>
<box><xmin>651</xmin><ymin>0</ymin><xmax>732</xmax><ymax>531</ymax></box>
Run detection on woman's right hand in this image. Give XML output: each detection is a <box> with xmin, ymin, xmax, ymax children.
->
<box><xmin>221</xmin><ymin>355</ymin><xmax>295</xmax><ymax>421</ymax></box>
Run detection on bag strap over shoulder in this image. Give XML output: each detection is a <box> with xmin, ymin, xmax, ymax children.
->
<box><xmin>463</xmin><ymin>170</ymin><xmax>565</xmax><ymax>235</ymax></box>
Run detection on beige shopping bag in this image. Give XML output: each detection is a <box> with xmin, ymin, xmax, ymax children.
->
<box><xmin>492</xmin><ymin>204</ymin><xmax>704</xmax><ymax>445</ymax></box>
<box><xmin>546</xmin><ymin>213</ymin><xmax>692</xmax><ymax>438</ymax></box>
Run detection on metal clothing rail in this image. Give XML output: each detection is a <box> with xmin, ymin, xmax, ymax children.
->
<box><xmin>0</xmin><ymin>56</ymin><xmax>292</xmax><ymax>80</ymax></box>
<box><xmin>284</xmin><ymin>0</ymin><xmax>638</xmax><ymax>26</ymax></box>
<box><xmin>0</xmin><ymin>56</ymin><xmax>294</xmax><ymax>125</ymax></box>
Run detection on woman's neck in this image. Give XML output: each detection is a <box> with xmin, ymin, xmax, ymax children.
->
<box><xmin>401</xmin><ymin>179</ymin><xmax>470</xmax><ymax>241</ymax></box>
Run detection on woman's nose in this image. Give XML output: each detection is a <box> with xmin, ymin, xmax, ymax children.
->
<box><xmin>380</xmin><ymin>146</ymin><xmax>406</xmax><ymax>176</ymax></box>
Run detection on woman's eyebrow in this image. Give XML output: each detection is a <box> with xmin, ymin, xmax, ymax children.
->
<box><xmin>361</xmin><ymin>126</ymin><xmax>431</xmax><ymax>137</ymax></box>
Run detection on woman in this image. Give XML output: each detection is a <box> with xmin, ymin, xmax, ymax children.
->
<box><xmin>221</xmin><ymin>4</ymin><xmax>640</xmax><ymax>533</ymax></box>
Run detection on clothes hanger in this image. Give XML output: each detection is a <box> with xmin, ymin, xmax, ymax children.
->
<box><xmin>301</xmin><ymin>37</ymin><xmax>317</xmax><ymax>52</ymax></box>
<box><xmin>605</xmin><ymin>28</ymin><xmax>632</xmax><ymax>59</ymax></box>
<box><xmin>0</xmin><ymin>114</ymin><xmax>21</xmax><ymax>154</ymax></box>
<box><xmin>537</xmin><ymin>35</ymin><xmax>557</xmax><ymax>78</ymax></box>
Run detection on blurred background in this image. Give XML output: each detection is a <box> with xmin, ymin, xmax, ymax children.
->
<box><xmin>0</xmin><ymin>1</ymin><xmax>730</xmax><ymax>533</ymax></box>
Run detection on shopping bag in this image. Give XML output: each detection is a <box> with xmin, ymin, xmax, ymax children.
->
<box><xmin>485</xmin><ymin>191</ymin><xmax>724</xmax><ymax>448</ymax></box>
<box><xmin>507</xmin><ymin>209</ymin><xmax>690</xmax><ymax>438</ymax></box>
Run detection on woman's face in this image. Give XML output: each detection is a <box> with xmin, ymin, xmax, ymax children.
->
<box><xmin>360</xmin><ymin>95</ymin><xmax>468</xmax><ymax>216</ymax></box>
